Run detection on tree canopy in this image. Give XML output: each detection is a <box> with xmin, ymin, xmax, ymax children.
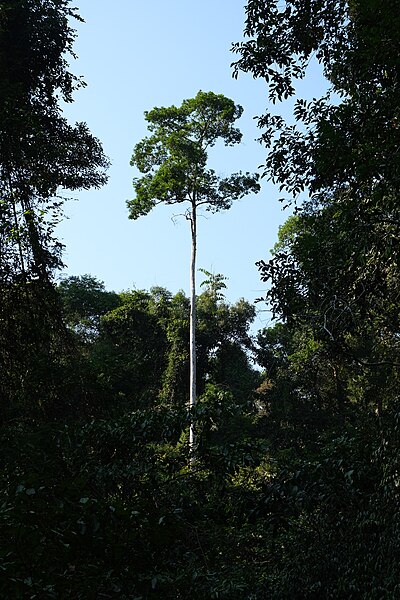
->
<box><xmin>230</xmin><ymin>1</ymin><xmax>400</xmax><ymax>595</ymax></box>
<box><xmin>0</xmin><ymin>0</ymin><xmax>109</xmax><ymax>417</ymax></box>
<box><xmin>233</xmin><ymin>0</ymin><xmax>400</xmax><ymax>374</ymax></box>
<box><xmin>128</xmin><ymin>90</ymin><xmax>259</xmax><ymax>218</ymax></box>
<box><xmin>0</xmin><ymin>0</ymin><xmax>109</xmax><ymax>283</ymax></box>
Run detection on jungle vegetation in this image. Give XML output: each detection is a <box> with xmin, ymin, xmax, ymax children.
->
<box><xmin>0</xmin><ymin>1</ymin><xmax>399</xmax><ymax>598</ymax></box>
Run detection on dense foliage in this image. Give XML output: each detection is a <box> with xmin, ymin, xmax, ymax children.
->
<box><xmin>58</xmin><ymin>274</ymin><xmax>259</xmax><ymax>409</ymax></box>
<box><xmin>1</xmin><ymin>0</ymin><xmax>399</xmax><ymax>598</ymax></box>
<box><xmin>0</xmin><ymin>0</ymin><xmax>109</xmax><ymax>420</ymax></box>
<box><xmin>231</xmin><ymin>0</ymin><xmax>400</xmax><ymax>596</ymax></box>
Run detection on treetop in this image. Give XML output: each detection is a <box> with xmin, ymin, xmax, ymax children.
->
<box><xmin>128</xmin><ymin>90</ymin><xmax>260</xmax><ymax>219</ymax></box>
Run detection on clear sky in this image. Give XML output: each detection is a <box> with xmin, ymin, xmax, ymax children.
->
<box><xmin>57</xmin><ymin>0</ymin><xmax>327</xmax><ymax>331</ymax></box>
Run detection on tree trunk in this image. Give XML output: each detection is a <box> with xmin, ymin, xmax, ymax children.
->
<box><xmin>189</xmin><ymin>201</ymin><xmax>197</xmax><ymax>460</ymax></box>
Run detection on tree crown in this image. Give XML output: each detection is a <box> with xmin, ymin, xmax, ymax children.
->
<box><xmin>127</xmin><ymin>90</ymin><xmax>259</xmax><ymax>219</ymax></box>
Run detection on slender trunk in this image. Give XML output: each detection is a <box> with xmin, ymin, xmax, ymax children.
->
<box><xmin>21</xmin><ymin>194</ymin><xmax>50</xmax><ymax>282</ymax></box>
<box><xmin>11</xmin><ymin>198</ymin><xmax>27</xmax><ymax>281</ymax></box>
<box><xmin>189</xmin><ymin>201</ymin><xmax>197</xmax><ymax>460</ymax></box>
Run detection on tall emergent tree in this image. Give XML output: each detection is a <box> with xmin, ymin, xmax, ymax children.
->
<box><xmin>128</xmin><ymin>91</ymin><xmax>259</xmax><ymax>454</ymax></box>
<box><xmin>0</xmin><ymin>0</ymin><xmax>109</xmax><ymax>415</ymax></box>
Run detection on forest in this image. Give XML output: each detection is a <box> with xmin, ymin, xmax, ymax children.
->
<box><xmin>0</xmin><ymin>0</ymin><xmax>399</xmax><ymax>598</ymax></box>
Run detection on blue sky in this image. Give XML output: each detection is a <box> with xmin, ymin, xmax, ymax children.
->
<box><xmin>58</xmin><ymin>1</ymin><xmax>328</xmax><ymax>331</ymax></box>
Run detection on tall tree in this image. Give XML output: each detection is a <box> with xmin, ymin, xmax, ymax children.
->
<box><xmin>232</xmin><ymin>0</ymin><xmax>400</xmax><ymax>403</ymax></box>
<box><xmin>0</xmin><ymin>0</ymin><xmax>109</xmax><ymax>416</ymax></box>
<box><xmin>230</xmin><ymin>4</ymin><xmax>400</xmax><ymax>595</ymax></box>
<box><xmin>128</xmin><ymin>91</ymin><xmax>260</xmax><ymax>455</ymax></box>
<box><xmin>0</xmin><ymin>0</ymin><xmax>109</xmax><ymax>282</ymax></box>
